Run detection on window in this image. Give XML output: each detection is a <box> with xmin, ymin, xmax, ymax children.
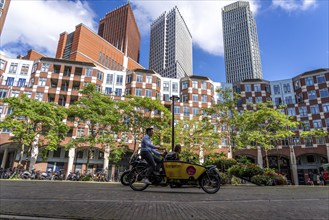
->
<box><xmin>316</xmin><ymin>137</ymin><xmax>325</xmax><ymax>145</ymax></box>
<box><xmin>182</xmin><ymin>81</ymin><xmax>188</xmax><ymax>89</ymax></box>
<box><xmin>97</xmin><ymin>71</ymin><xmax>103</xmax><ymax>80</ymax></box>
<box><xmin>35</xmin><ymin>93</ymin><xmax>43</xmax><ymax>101</ymax></box>
<box><xmin>172</xmin><ymin>82</ymin><xmax>178</xmax><ymax>92</ymax></box>
<box><xmin>163</xmin><ymin>94</ymin><xmax>169</xmax><ymax>101</ymax></box>
<box><xmin>38</xmin><ymin>78</ymin><xmax>47</xmax><ymax>86</ymax></box>
<box><xmin>287</xmin><ymin>108</ymin><xmax>296</xmax><ymax>116</ymax></box>
<box><xmin>307</xmin><ymin>90</ymin><xmax>316</xmax><ymax>100</ymax></box>
<box><xmin>20</xmin><ymin>64</ymin><xmax>29</xmax><ymax>75</ymax></box>
<box><xmin>85</xmin><ymin>68</ymin><xmax>92</xmax><ymax>77</ymax></box>
<box><xmin>182</xmin><ymin>94</ymin><xmax>188</xmax><ymax>103</ymax></box>
<box><xmin>255</xmin><ymin>97</ymin><xmax>262</xmax><ymax>103</ymax></box>
<box><xmin>316</xmin><ymin>75</ymin><xmax>326</xmax><ymax>84</ymax></box>
<box><xmin>254</xmin><ymin>84</ymin><xmax>261</xmax><ymax>92</ymax></box>
<box><xmin>104</xmin><ymin>87</ymin><xmax>112</xmax><ymax>95</ymax></box>
<box><xmin>299</xmin><ymin>106</ymin><xmax>308</xmax><ymax>117</ymax></box>
<box><xmin>313</xmin><ymin>120</ymin><xmax>322</xmax><ymax>128</ymax></box>
<box><xmin>273</xmin><ymin>85</ymin><xmax>280</xmax><ymax>94</ymax></box>
<box><xmin>126</xmin><ymin>75</ymin><xmax>132</xmax><ymax>83</ymax></box>
<box><xmin>5</xmin><ymin>77</ymin><xmax>14</xmax><ymax>86</ymax></box>
<box><xmin>32</xmin><ymin>63</ymin><xmax>38</xmax><ymax>73</ymax></box>
<box><xmin>322</xmin><ymin>103</ymin><xmax>329</xmax><ymax>112</ymax></box>
<box><xmin>296</xmin><ymin>93</ymin><xmax>303</xmax><ymax>103</ymax></box>
<box><xmin>163</xmin><ymin>81</ymin><xmax>169</xmax><ymax>91</ymax></box>
<box><xmin>145</xmin><ymin>89</ymin><xmax>152</xmax><ymax>97</ymax></box>
<box><xmin>246</xmin><ymin>97</ymin><xmax>253</xmax><ymax>104</ymax></box>
<box><xmin>192</xmin><ymin>108</ymin><xmax>199</xmax><ymax>116</ymax></box>
<box><xmin>146</xmin><ymin>76</ymin><xmax>152</xmax><ymax>84</ymax></box>
<box><xmin>11</xmin><ymin>90</ymin><xmax>20</xmax><ymax>97</ymax></box>
<box><xmin>245</xmin><ymin>84</ymin><xmax>251</xmax><ymax>92</ymax></box>
<box><xmin>285</xmin><ymin>96</ymin><xmax>293</xmax><ymax>104</ymax></box>
<box><xmin>24</xmin><ymin>91</ymin><xmax>32</xmax><ymax>98</ymax></box>
<box><xmin>201</xmin><ymin>95</ymin><xmax>207</xmax><ymax>102</ymax></box>
<box><xmin>292</xmin><ymin>137</ymin><xmax>300</xmax><ymax>145</ymax></box>
<box><xmin>41</xmin><ymin>63</ymin><xmax>49</xmax><ymax>72</ymax></box>
<box><xmin>283</xmin><ymin>83</ymin><xmax>291</xmax><ymax>93</ymax></box>
<box><xmin>304</xmin><ymin>138</ymin><xmax>313</xmax><ymax>147</ymax></box>
<box><xmin>136</xmin><ymin>74</ymin><xmax>143</xmax><ymax>82</ymax></box>
<box><xmin>192</xmin><ymin>94</ymin><xmax>198</xmax><ymax>102</ymax></box>
<box><xmin>305</xmin><ymin>77</ymin><xmax>314</xmax><ymax>86</ymax></box>
<box><xmin>115</xmin><ymin>88</ymin><xmax>122</xmax><ymax>96</ymax></box>
<box><xmin>302</xmin><ymin>121</ymin><xmax>310</xmax><ymax>131</ymax></box>
<box><xmin>156</xmin><ymin>91</ymin><xmax>161</xmax><ymax>100</ymax></box>
<box><xmin>157</xmin><ymin>78</ymin><xmax>161</xmax><ymax>87</ymax></box>
<box><xmin>77</xmin><ymin>128</ymin><xmax>85</xmax><ymax>137</ymax></box>
<box><xmin>192</xmin><ymin>81</ymin><xmax>198</xmax><ymax>89</ymax></box>
<box><xmin>53</xmin><ymin>149</ymin><xmax>61</xmax><ymax>158</ymax></box>
<box><xmin>9</xmin><ymin>63</ymin><xmax>18</xmax><ymax>73</ymax></box>
<box><xmin>0</xmin><ymin>59</ymin><xmax>6</xmax><ymax>70</ymax></box>
<box><xmin>310</xmin><ymin>105</ymin><xmax>319</xmax><ymax>114</ymax></box>
<box><xmin>135</xmin><ymin>88</ymin><xmax>142</xmax><ymax>96</ymax></box>
<box><xmin>116</xmin><ymin>75</ymin><xmax>123</xmax><ymax>85</ymax></box>
<box><xmin>0</xmin><ymin>105</ymin><xmax>3</xmax><ymax>114</ymax></box>
<box><xmin>294</xmin><ymin>80</ymin><xmax>300</xmax><ymax>89</ymax></box>
<box><xmin>275</xmin><ymin>97</ymin><xmax>282</xmax><ymax>106</ymax></box>
<box><xmin>319</xmin><ymin>88</ymin><xmax>329</xmax><ymax>98</ymax></box>
<box><xmin>183</xmin><ymin>107</ymin><xmax>190</xmax><ymax>116</ymax></box>
<box><xmin>106</xmin><ymin>74</ymin><xmax>113</xmax><ymax>84</ymax></box>
<box><xmin>174</xmin><ymin>106</ymin><xmax>180</xmax><ymax>114</ymax></box>
<box><xmin>201</xmin><ymin>81</ymin><xmax>207</xmax><ymax>90</ymax></box>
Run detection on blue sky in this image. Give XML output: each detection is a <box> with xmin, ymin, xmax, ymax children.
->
<box><xmin>1</xmin><ymin>0</ymin><xmax>328</xmax><ymax>83</ymax></box>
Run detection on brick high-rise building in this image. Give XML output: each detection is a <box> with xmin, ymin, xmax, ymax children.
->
<box><xmin>0</xmin><ymin>0</ymin><xmax>11</xmax><ymax>35</ymax></box>
<box><xmin>98</xmin><ymin>3</ymin><xmax>140</xmax><ymax>63</ymax></box>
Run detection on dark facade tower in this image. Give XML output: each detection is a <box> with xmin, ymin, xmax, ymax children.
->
<box><xmin>98</xmin><ymin>3</ymin><xmax>140</xmax><ymax>63</ymax></box>
<box><xmin>0</xmin><ymin>0</ymin><xmax>11</xmax><ymax>35</ymax></box>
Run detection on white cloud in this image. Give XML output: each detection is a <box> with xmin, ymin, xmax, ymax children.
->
<box><xmin>272</xmin><ymin>0</ymin><xmax>317</xmax><ymax>11</ymax></box>
<box><xmin>131</xmin><ymin>0</ymin><xmax>260</xmax><ymax>56</ymax></box>
<box><xmin>1</xmin><ymin>0</ymin><xmax>97</xmax><ymax>58</ymax></box>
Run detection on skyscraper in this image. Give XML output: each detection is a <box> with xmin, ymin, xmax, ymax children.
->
<box><xmin>149</xmin><ymin>6</ymin><xmax>192</xmax><ymax>79</ymax></box>
<box><xmin>98</xmin><ymin>3</ymin><xmax>140</xmax><ymax>63</ymax></box>
<box><xmin>222</xmin><ymin>1</ymin><xmax>263</xmax><ymax>83</ymax></box>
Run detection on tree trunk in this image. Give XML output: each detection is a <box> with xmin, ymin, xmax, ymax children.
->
<box><xmin>18</xmin><ymin>144</ymin><xmax>25</xmax><ymax>168</ymax></box>
<box><xmin>85</xmin><ymin>148</ymin><xmax>90</xmax><ymax>174</ymax></box>
<box><xmin>265</xmin><ymin>150</ymin><xmax>269</xmax><ymax>169</ymax></box>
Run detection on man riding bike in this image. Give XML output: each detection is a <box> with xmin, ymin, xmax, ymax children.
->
<box><xmin>140</xmin><ymin>127</ymin><xmax>163</xmax><ymax>184</ymax></box>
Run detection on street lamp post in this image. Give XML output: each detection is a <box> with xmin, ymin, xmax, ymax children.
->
<box><xmin>170</xmin><ymin>95</ymin><xmax>180</xmax><ymax>152</ymax></box>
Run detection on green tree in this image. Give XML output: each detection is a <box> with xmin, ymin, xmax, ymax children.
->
<box><xmin>66</xmin><ymin>84</ymin><xmax>123</xmax><ymax>173</ymax></box>
<box><xmin>204</xmin><ymin>88</ymin><xmax>241</xmax><ymax>158</ymax></box>
<box><xmin>174</xmin><ymin>118</ymin><xmax>219</xmax><ymax>164</ymax></box>
<box><xmin>300</xmin><ymin>129</ymin><xmax>328</xmax><ymax>143</ymax></box>
<box><xmin>0</xmin><ymin>95</ymin><xmax>69</xmax><ymax>170</ymax></box>
<box><xmin>236</xmin><ymin>102</ymin><xmax>299</xmax><ymax>168</ymax></box>
<box><xmin>121</xmin><ymin>96</ymin><xmax>170</xmax><ymax>152</ymax></box>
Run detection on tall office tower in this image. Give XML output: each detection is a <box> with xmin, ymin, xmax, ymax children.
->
<box><xmin>98</xmin><ymin>3</ymin><xmax>140</xmax><ymax>63</ymax></box>
<box><xmin>149</xmin><ymin>6</ymin><xmax>192</xmax><ymax>79</ymax></box>
<box><xmin>222</xmin><ymin>1</ymin><xmax>263</xmax><ymax>83</ymax></box>
<box><xmin>0</xmin><ymin>0</ymin><xmax>11</xmax><ymax>35</ymax></box>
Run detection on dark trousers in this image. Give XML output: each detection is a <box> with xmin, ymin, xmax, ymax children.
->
<box><xmin>141</xmin><ymin>151</ymin><xmax>161</xmax><ymax>178</ymax></box>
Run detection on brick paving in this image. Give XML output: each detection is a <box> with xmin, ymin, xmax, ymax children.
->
<box><xmin>0</xmin><ymin>180</ymin><xmax>328</xmax><ymax>220</ymax></box>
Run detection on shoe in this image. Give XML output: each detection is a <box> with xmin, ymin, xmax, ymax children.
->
<box><xmin>153</xmin><ymin>171</ymin><xmax>160</xmax><ymax>176</ymax></box>
<box><xmin>142</xmin><ymin>178</ymin><xmax>152</xmax><ymax>184</ymax></box>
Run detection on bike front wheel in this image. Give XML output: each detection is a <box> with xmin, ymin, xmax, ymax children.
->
<box><xmin>200</xmin><ymin>174</ymin><xmax>221</xmax><ymax>194</ymax></box>
<box><xmin>129</xmin><ymin>169</ymin><xmax>149</xmax><ymax>191</ymax></box>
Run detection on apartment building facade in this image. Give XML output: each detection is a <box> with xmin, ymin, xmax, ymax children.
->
<box><xmin>0</xmin><ymin>53</ymin><xmax>328</xmax><ymax>184</ymax></box>
<box><xmin>0</xmin><ymin>0</ymin><xmax>11</xmax><ymax>35</ymax></box>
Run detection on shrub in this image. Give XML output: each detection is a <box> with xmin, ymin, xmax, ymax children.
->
<box><xmin>219</xmin><ymin>172</ymin><xmax>230</xmax><ymax>185</ymax></box>
<box><xmin>251</xmin><ymin>175</ymin><xmax>273</xmax><ymax>186</ymax></box>
<box><xmin>81</xmin><ymin>175</ymin><xmax>92</xmax><ymax>181</ymax></box>
<box><xmin>228</xmin><ymin>164</ymin><xmax>263</xmax><ymax>178</ymax></box>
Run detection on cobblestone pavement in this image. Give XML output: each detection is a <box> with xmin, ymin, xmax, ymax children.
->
<box><xmin>0</xmin><ymin>180</ymin><xmax>328</xmax><ymax>220</ymax></box>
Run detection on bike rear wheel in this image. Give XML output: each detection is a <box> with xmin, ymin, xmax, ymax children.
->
<box><xmin>200</xmin><ymin>174</ymin><xmax>221</xmax><ymax>194</ymax></box>
<box><xmin>129</xmin><ymin>169</ymin><xmax>149</xmax><ymax>191</ymax></box>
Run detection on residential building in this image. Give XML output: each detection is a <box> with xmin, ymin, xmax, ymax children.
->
<box><xmin>149</xmin><ymin>6</ymin><xmax>193</xmax><ymax>79</ymax></box>
<box><xmin>0</xmin><ymin>0</ymin><xmax>11</xmax><ymax>35</ymax></box>
<box><xmin>222</xmin><ymin>1</ymin><xmax>263</xmax><ymax>83</ymax></box>
<box><xmin>98</xmin><ymin>3</ymin><xmax>140</xmax><ymax>63</ymax></box>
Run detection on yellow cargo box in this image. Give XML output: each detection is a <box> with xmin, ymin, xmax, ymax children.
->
<box><xmin>163</xmin><ymin>161</ymin><xmax>206</xmax><ymax>180</ymax></box>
